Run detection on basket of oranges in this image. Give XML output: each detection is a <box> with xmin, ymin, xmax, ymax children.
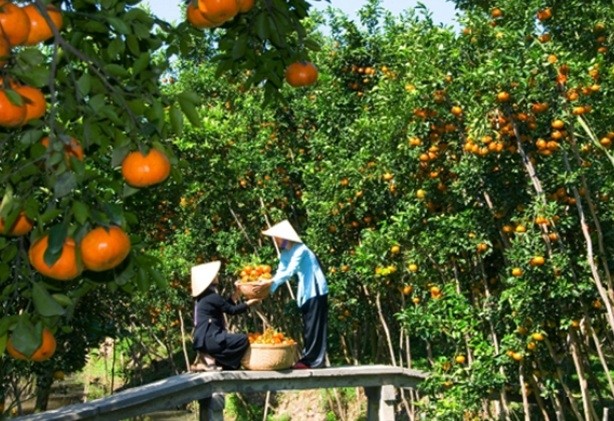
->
<box><xmin>235</xmin><ymin>263</ymin><xmax>274</xmax><ymax>300</ymax></box>
<box><xmin>242</xmin><ymin>328</ymin><xmax>299</xmax><ymax>371</ymax></box>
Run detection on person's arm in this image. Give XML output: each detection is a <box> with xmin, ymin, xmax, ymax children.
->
<box><xmin>212</xmin><ymin>293</ymin><xmax>250</xmax><ymax>315</ymax></box>
<box><xmin>270</xmin><ymin>246</ymin><xmax>306</xmax><ymax>293</ymax></box>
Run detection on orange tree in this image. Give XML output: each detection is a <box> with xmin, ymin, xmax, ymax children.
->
<box><xmin>128</xmin><ymin>0</ymin><xmax>614</xmax><ymax>418</ymax></box>
<box><xmin>0</xmin><ymin>0</ymin><xmax>327</xmax><ymax>414</ymax></box>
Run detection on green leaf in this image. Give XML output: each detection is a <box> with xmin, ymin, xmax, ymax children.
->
<box><xmin>169</xmin><ymin>103</ymin><xmax>183</xmax><ymax>136</ymax></box>
<box><xmin>232</xmin><ymin>35</ymin><xmax>248</xmax><ymax>60</ymax></box>
<box><xmin>132</xmin><ymin>52</ymin><xmax>150</xmax><ymax>75</ymax></box>
<box><xmin>150</xmin><ymin>267</ymin><xmax>167</xmax><ymax>289</ymax></box>
<box><xmin>104</xmin><ymin>64</ymin><xmax>130</xmax><ymax>78</ymax></box>
<box><xmin>255</xmin><ymin>12</ymin><xmax>269</xmax><ymax>40</ymax></box>
<box><xmin>32</xmin><ymin>282</ymin><xmax>66</xmax><ymax>317</ymax></box>
<box><xmin>77</xmin><ymin>74</ymin><xmax>92</xmax><ymax>96</ymax></box>
<box><xmin>72</xmin><ymin>201</ymin><xmax>90</xmax><ymax>224</ymax></box>
<box><xmin>89</xmin><ymin>94</ymin><xmax>106</xmax><ymax>113</ymax></box>
<box><xmin>178</xmin><ymin>96</ymin><xmax>202</xmax><ymax>127</ymax></box>
<box><xmin>44</xmin><ymin>224</ymin><xmax>68</xmax><ymax>267</ymax></box>
<box><xmin>126</xmin><ymin>34</ymin><xmax>141</xmax><ymax>56</ymax></box>
<box><xmin>107</xmin><ymin>37</ymin><xmax>125</xmax><ymax>59</ymax></box>
<box><xmin>53</xmin><ymin>172</ymin><xmax>77</xmax><ymax>198</ymax></box>
<box><xmin>112</xmin><ymin>144</ymin><xmax>131</xmax><ymax>168</ymax></box>
<box><xmin>10</xmin><ymin>317</ymin><xmax>40</xmax><ymax>358</ymax></box>
<box><xmin>51</xmin><ymin>293</ymin><xmax>73</xmax><ymax>307</ymax></box>
<box><xmin>107</xmin><ymin>16</ymin><xmax>130</xmax><ymax>34</ymax></box>
<box><xmin>177</xmin><ymin>91</ymin><xmax>202</xmax><ymax>104</ymax></box>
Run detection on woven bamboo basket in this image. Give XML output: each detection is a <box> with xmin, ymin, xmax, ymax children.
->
<box><xmin>235</xmin><ymin>280</ymin><xmax>272</xmax><ymax>300</ymax></box>
<box><xmin>241</xmin><ymin>342</ymin><xmax>298</xmax><ymax>371</ymax></box>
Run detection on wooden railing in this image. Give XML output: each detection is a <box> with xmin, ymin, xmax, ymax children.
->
<box><xmin>14</xmin><ymin>365</ymin><xmax>427</xmax><ymax>421</ymax></box>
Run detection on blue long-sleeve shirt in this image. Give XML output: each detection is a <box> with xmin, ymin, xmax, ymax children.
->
<box><xmin>270</xmin><ymin>243</ymin><xmax>328</xmax><ymax>307</ymax></box>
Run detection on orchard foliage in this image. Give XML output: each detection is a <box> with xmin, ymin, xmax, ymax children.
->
<box><xmin>140</xmin><ymin>0</ymin><xmax>612</xmax><ymax>418</ymax></box>
<box><xmin>2</xmin><ymin>0</ymin><xmax>614</xmax><ymax>418</ymax></box>
<box><xmin>0</xmin><ymin>0</ymin><xmax>326</xmax><ymax>413</ymax></box>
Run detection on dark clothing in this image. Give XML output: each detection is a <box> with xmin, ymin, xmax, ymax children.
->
<box><xmin>193</xmin><ymin>287</ymin><xmax>250</xmax><ymax>370</ymax></box>
<box><xmin>299</xmin><ymin>294</ymin><xmax>328</xmax><ymax>368</ymax></box>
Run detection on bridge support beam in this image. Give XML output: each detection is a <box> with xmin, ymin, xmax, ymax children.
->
<box><xmin>199</xmin><ymin>392</ymin><xmax>225</xmax><ymax>421</ymax></box>
<box><xmin>365</xmin><ymin>384</ymin><xmax>396</xmax><ymax>420</ymax></box>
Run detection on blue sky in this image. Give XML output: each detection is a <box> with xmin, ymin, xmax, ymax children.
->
<box><xmin>146</xmin><ymin>0</ymin><xmax>458</xmax><ymax>27</ymax></box>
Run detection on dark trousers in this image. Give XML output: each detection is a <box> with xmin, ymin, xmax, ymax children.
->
<box><xmin>299</xmin><ymin>294</ymin><xmax>328</xmax><ymax>368</ymax></box>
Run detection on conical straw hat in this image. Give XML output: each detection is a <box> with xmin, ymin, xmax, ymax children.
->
<box><xmin>191</xmin><ymin>261</ymin><xmax>221</xmax><ymax>297</ymax></box>
<box><xmin>262</xmin><ymin>220</ymin><xmax>302</xmax><ymax>243</ymax></box>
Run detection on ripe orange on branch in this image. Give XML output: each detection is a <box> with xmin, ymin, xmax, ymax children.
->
<box><xmin>80</xmin><ymin>225</ymin><xmax>131</xmax><ymax>272</ymax></box>
<box><xmin>0</xmin><ymin>211</ymin><xmax>34</xmax><ymax>236</ymax></box>
<box><xmin>237</xmin><ymin>0</ymin><xmax>254</xmax><ymax>13</ymax></box>
<box><xmin>28</xmin><ymin>235</ymin><xmax>83</xmax><ymax>281</ymax></box>
<box><xmin>22</xmin><ymin>4</ymin><xmax>63</xmax><ymax>46</ymax></box>
<box><xmin>285</xmin><ymin>61</ymin><xmax>318</xmax><ymax>87</ymax></box>
<box><xmin>6</xmin><ymin>328</ymin><xmax>57</xmax><ymax>362</ymax></box>
<box><xmin>197</xmin><ymin>0</ymin><xmax>239</xmax><ymax>25</ymax></box>
<box><xmin>0</xmin><ymin>88</ymin><xmax>26</xmax><ymax>127</ymax></box>
<box><xmin>187</xmin><ymin>3</ymin><xmax>219</xmax><ymax>29</ymax></box>
<box><xmin>121</xmin><ymin>147</ymin><xmax>171</xmax><ymax>187</ymax></box>
<box><xmin>0</xmin><ymin>0</ymin><xmax>31</xmax><ymax>46</ymax></box>
<box><xmin>14</xmin><ymin>84</ymin><xmax>46</xmax><ymax>123</ymax></box>
<box><xmin>0</xmin><ymin>34</ymin><xmax>9</xmax><ymax>67</ymax></box>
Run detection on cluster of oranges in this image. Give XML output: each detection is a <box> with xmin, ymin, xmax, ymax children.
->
<box><xmin>186</xmin><ymin>0</ymin><xmax>254</xmax><ymax>29</ymax></box>
<box><xmin>0</xmin><ymin>1</ymin><xmax>63</xmax><ymax>127</ymax></box>
<box><xmin>248</xmin><ymin>327</ymin><xmax>296</xmax><ymax>345</ymax></box>
<box><xmin>185</xmin><ymin>0</ymin><xmax>318</xmax><ymax>88</ymax></box>
<box><xmin>238</xmin><ymin>263</ymin><xmax>272</xmax><ymax>283</ymax></box>
<box><xmin>27</xmin><ymin>225</ymin><xmax>132</xmax><ymax>281</ymax></box>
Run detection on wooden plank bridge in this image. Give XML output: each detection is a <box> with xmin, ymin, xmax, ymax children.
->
<box><xmin>15</xmin><ymin>365</ymin><xmax>427</xmax><ymax>421</ymax></box>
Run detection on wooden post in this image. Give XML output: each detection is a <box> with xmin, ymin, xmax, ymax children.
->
<box><xmin>603</xmin><ymin>407</ymin><xmax>610</xmax><ymax>421</ymax></box>
<box><xmin>198</xmin><ymin>393</ymin><xmax>225</xmax><ymax>421</ymax></box>
<box><xmin>364</xmin><ymin>386</ymin><xmax>381</xmax><ymax>420</ymax></box>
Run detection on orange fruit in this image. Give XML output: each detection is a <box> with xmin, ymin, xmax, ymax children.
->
<box><xmin>186</xmin><ymin>2</ymin><xmax>219</xmax><ymax>28</ymax></box>
<box><xmin>6</xmin><ymin>328</ymin><xmax>57</xmax><ymax>362</ymax></box>
<box><xmin>531</xmin><ymin>332</ymin><xmax>545</xmax><ymax>341</ymax></box>
<box><xmin>22</xmin><ymin>4</ymin><xmax>62</xmax><ymax>46</ymax></box>
<box><xmin>80</xmin><ymin>225</ymin><xmax>131</xmax><ymax>271</ymax></box>
<box><xmin>0</xmin><ymin>32</ymin><xmax>8</xmax><ymax>67</ymax></box>
<box><xmin>450</xmin><ymin>105</ymin><xmax>463</xmax><ymax>116</ymax></box>
<box><xmin>496</xmin><ymin>91</ymin><xmax>510</xmax><ymax>102</ymax></box>
<box><xmin>285</xmin><ymin>61</ymin><xmax>318</xmax><ymax>87</ymax></box>
<box><xmin>536</xmin><ymin>8</ymin><xmax>552</xmax><ymax>21</ymax></box>
<box><xmin>529</xmin><ymin>256</ymin><xmax>545</xmax><ymax>267</ymax></box>
<box><xmin>41</xmin><ymin>136</ymin><xmax>84</xmax><ymax>161</ymax></box>
<box><xmin>455</xmin><ymin>355</ymin><xmax>466</xmax><ymax>364</ymax></box>
<box><xmin>476</xmin><ymin>243</ymin><xmax>488</xmax><ymax>253</ymax></box>
<box><xmin>0</xmin><ymin>88</ymin><xmax>26</xmax><ymax>126</ymax></box>
<box><xmin>237</xmin><ymin>0</ymin><xmax>254</xmax><ymax>13</ymax></box>
<box><xmin>511</xmin><ymin>267</ymin><xmax>523</xmax><ymax>277</ymax></box>
<box><xmin>122</xmin><ymin>147</ymin><xmax>171</xmax><ymax>188</ymax></box>
<box><xmin>0</xmin><ymin>1</ymin><xmax>30</xmax><ymax>46</ymax></box>
<box><xmin>14</xmin><ymin>84</ymin><xmax>46</xmax><ymax>123</ymax></box>
<box><xmin>0</xmin><ymin>211</ymin><xmax>34</xmax><ymax>236</ymax></box>
<box><xmin>197</xmin><ymin>0</ymin><xmax>239</xmax><ymax>24</ymax></box>
<box><xmin>28</xmin><ymin>235</ymin><xmax>83</xmax><ymax>281</ymax></box>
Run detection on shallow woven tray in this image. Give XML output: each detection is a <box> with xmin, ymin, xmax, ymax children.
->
<box><xmin>241</xmin><ymin>342</ymin><xmax>298</xmax><ymax>371</ymax></box>
<box><xmin>235</xmin><ymin>280</ymin><xmax>272</xmax><ymax>300</ymax></box>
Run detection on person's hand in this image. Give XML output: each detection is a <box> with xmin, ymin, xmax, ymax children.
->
<box><xmin>246</xmin><ymin>298</ymin><xmax>261</xmax><ymax>306</ymax></box>
<box><xmin>252</xmin><ymin>280</ymin><xmax>273</xmax><ymax>294</ymax></box>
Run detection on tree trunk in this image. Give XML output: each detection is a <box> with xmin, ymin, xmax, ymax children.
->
<box><xmin>34</xmin><ymin>370</ymin><xmax>53</xmax><ymax>411</ymax></box>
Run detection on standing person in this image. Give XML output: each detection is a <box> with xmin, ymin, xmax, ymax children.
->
<box><xmin>191</xmin><ymin>260</ymin><xmax>261</xmax><ymax>371</ymax></box>
<box><xmin>262</xmin><ymin>220</ymin><xmax>329</xmax><ymax>369</ymax></box>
